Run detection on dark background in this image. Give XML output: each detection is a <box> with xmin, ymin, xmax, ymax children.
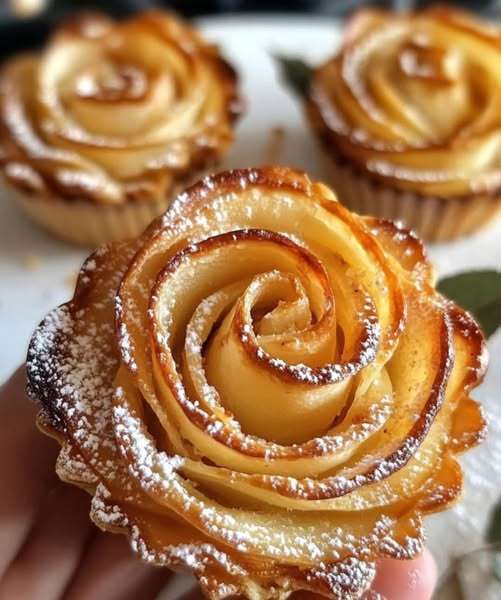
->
<box><xmin>0</xmin><ymin>0</ymin><xmax>496</xmax><ymax>59</ymax></box>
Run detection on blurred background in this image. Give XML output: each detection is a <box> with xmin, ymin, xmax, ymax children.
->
<box><xmin>1</xmin><ymin>2</ymin><xmax>500</xmax><ymax>598</ymax></box>
<box><xmin>2</xmin><ymin>0</ymin><xmax>501</xmax><ymax>59</ymax></box>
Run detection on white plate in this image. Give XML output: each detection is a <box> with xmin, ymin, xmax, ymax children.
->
<box><xmin>0</xmin><ymin>15</ymin><xmax>500</xmax><ymax>590</ymax></box>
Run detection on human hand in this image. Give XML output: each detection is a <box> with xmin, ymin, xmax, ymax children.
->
<box><xmin>0</xmin><ymin>367</ymin><xmax>437</xmax><ymax>600</ymax></box>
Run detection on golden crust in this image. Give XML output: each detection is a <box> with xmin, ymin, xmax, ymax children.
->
<box><xmin>0</xmin><ymin>11</ymin><xmax>240</xmax><ymax>205</ymax></box>
<box><xmin>27</xmin><ymin>166</ymin><xmax>487</xmax><ymax>599</ymax></box>
<box><xmin>307</xmin><ymin>6</ymin><xmax>501</xmax><ymax>200</ymax></box>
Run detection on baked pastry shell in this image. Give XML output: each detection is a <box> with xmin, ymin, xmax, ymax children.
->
<box><xmin>305</xmin><ymin>7</ymin><xmax>501</xmax><ymax>241</ymax></box>
<box><xmin>315</xmin><ymin>151</ymin><xmax>501</xmax><ymax>242</ymax></box>
<box><xmin>25</xmin><ymin>166</ymin><xmax>488</xmax><ymax>598</ymax></box>
<box><xmin>4</xmin><ymin>171</ymin><xmax>208</xmax><ymax>246</ymax></box>
<box><xmin>0</xmin><ymin>11</ymin><xmax>242</xmax><ymax>245</ymax></box>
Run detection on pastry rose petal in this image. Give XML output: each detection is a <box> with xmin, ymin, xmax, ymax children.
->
<box><xmin>0</xmin><ymin>11</ymin><xmax>239</xmax><ymax>204</ymax></box>
<box><xmin>308</xmin><ymin>6</ymin><xmax>501</xmax><ymax>197</ymax></box>
<box><xmin>27</xmin><ymin>167</ymin><xmax>487</xmax><ymax>599</ymax></box>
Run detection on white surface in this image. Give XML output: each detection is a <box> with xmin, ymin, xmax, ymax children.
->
<box><xmin>1</xmin><ymin>14</ymin><xmax>500</xmax><ymax>584</ymax></box>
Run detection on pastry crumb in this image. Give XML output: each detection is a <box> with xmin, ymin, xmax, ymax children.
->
<box><xmin>20</xmin><ymin>254</ymin><xmax>43</xmax><ymax>270</ymax></box>
<box><xmin>264</xmin><ymin>126</ymin><xmax>286</xmax><ymax>164</ymax></box>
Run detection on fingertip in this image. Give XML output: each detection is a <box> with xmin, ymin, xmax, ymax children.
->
<box><xmin>418</xmin><ymin>548</ymin><xmax>438</xmax><ymax>595</ymax></box>
<box><xmin>371</xmin><ymin>548</ymin><xmax>437</xmax><ymax>600</ymax></box>
<box><xmin>1</xmin><ymin>365</ymin><xmax>27</xmax><ymax>398</ymax></box>
<box><xmin>178</xmin><ymin>585</ymin><xmax>204</xmax><ymax>600</ymax></box>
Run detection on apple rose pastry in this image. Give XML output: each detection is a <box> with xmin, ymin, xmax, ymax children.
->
<box><xmin>27</xmin><ymin>167</ymin><xmax>487</xmax><ymax>599</ymax></box>
<box><xmin>307</xmin><ymin>7</ymin><xmax>501</xmax><ymax>241</ymax></box>
<box><xmin>0</xmin><ymin>11</ymin><xmax>240</xmax><ymax>246</ymax></box>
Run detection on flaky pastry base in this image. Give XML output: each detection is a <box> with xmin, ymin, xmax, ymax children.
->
<box><xmin>28</xmin><ymin>167</ymin><xmax>487</xmax><ymax>599</ymax></box>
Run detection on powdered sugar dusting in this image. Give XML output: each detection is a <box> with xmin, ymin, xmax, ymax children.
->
<box><xmin>307</xmin><ymin>557</ymin><xmax>375</xmax><ymax>599</ymax></box>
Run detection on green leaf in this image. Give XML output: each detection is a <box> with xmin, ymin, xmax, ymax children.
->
<box><xmin>438</xmin><ymin>270</ymin><xmax>501</xmax><ymax>338</ymax></box>
<box><xmin>487</xmin><ymin>500</ymin><xmax>501</xmax><ymax>544</ymax></box>
<box><xmin>274</xmin><ymin>55</ymin><xmax>313</xmax><ymax>98</ymax></box>
<box><xmin>487</xmin><ymin>500</ymin><xmax>501</xmax><ymax>582</ymax></box>
<box><xmin>494</xmin><ymin>553</ymin><xmax>501</xmax><ymax>583</ymax></box>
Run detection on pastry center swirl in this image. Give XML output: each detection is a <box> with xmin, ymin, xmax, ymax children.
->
<box><xmin>398</xmin><ymin>38</ymin><xmax>454</xmax><ymax>83</ymax></box>
<box><xmin>149</xmin><ymin>228</ymin><xmax>378</xmax><ymax>445</ymax></box>
<box><xmin>74</xmin><ymin>62</ymin><xmax>149</xmax><ymax>102</ymax></box>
